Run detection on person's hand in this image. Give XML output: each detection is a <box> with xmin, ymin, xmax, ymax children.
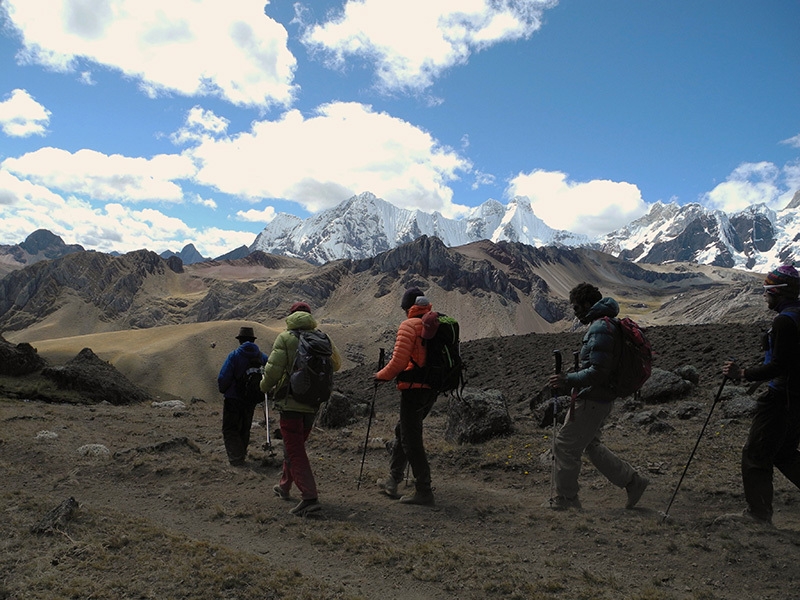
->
<box><xmin>549</xmin><ymin>373</ymin><xmax>567</xmax><ymax>391</ymax></box>
<box><xmin>722</xmin><ymin>360</ymin><xmax>744</xmax><ymax>382</ymax></box>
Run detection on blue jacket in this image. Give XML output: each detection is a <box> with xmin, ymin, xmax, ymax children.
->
<box><xmin>217</xmin><ymin>341</ymin><xmax>268</xmax><ymax>400</ymax></box>
<box><xmin>565</xmin><ymin>297</ymin><xmax>620</xmax><ymax>402</ymax></box>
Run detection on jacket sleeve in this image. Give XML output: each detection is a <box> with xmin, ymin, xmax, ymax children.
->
<box><xmin>217</xmin><ymin>352</ymin><xmax>236</xmax><ymax>395</ymax></box>
<box><xmin>261</xmin><ymin>333</ymin><xmax>290</xmax><ymax>394</ymax></box>
<box><xmin>375</xmin><ymin>319</ymin><xmax>418</xmax><ymax>381</ymax></box>
<box><xmin>566</xmin><ymin>319</ymin><xmax>616</xmax><ymax>389</ymax></box>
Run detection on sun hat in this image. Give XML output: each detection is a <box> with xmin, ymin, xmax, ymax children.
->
<box><xmin>236</xmin><ymin>326</ymin><xmax>256</xmax><ymax>341</ymax></box>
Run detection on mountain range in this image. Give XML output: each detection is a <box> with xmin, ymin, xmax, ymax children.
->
<box><xmin>250</xmin><ymin>191</ymin><xmax>800</xmax><ymax>271</ymax></box>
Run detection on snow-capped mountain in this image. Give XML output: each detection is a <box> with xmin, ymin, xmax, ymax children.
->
<box><xmin>250</xmin><ymin>192</ymin><xmax>589</xmax><ymax>264</ymax></box>
<box><xmin>598</xmin><ymin>197</ymin><xmax>800</xmax><ymax>271</ymax></box>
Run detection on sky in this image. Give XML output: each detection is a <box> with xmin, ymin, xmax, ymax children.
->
<box><xmin>0</xmin><ymin>0</ymin><xmax>798</xmax><ymax>259</ymax></box>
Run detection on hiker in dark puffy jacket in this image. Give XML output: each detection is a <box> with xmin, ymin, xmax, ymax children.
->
<box><xmin>374</xmin><ymin>287</ymin><xmax>438</xmax><ymax>507</ymax></box>
<box><xmin>260</xmin><ymin>302</ymin><xmax>341</xmax><ymax>517</ymax></box>
<box><xmin>217</xmin><ymin>326</ymin><xmax>268</xmax><ymax>467</ymax></box>
<box><xmin>547</xmin><ymin>283</ymin><xmax>649</xmax><ymax>510</ymax></box>
<box><xmin>720</xmin><ymin>265</ymin><xmax>800</xmax><ymax>525</ymax></box>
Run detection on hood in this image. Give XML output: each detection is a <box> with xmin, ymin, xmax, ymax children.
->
<box><xmin>238</xmin><ymin>341</ymin><xmax>262</xmax><ymax>358</ymax></box>
<box><xmin>585</xmin><ymin>297</ymin><xmax>620</xmax><ymax>322</ymax></box>
<box><xmin>286</xmin><ymin>310</ymin><xmax>318</xmax><ymax>331</ymax></box>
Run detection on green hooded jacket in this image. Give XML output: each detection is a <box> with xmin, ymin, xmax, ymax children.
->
<box><xmin>259</xmin><ymin>311</ymin><xmax>341</xmax><ymax>414</ymax></box>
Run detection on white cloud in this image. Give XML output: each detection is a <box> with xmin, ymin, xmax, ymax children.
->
<box><xmin>0</xmin><ymin>169</ymin><xmax>253</xmax><ymax>256</ymax></box>
<box><xmin>0</xmin><ymin>88</ymin><xmax>51</xmax><ymax>137</ymax></box>
<box><xmin>3</xmin><ymin>0</ymin><xmax>297</xmax><ymax>107</ymax></box>
<box><xmin>781</xmin><ymin>133</ymin><xmax>800</xmax><ymax>149</ymax></box>
<box><xmin>188</xmin><ymin>101</ymin><xmax>472</xmax><ymax>216</ymax></box>
<box><xmin>3</xmin><ymin>147</ymin><xmax>196</xmax><ymax>202</ymax></box>
<box><xmin>237</xmin><ymin>206</ymin><xmax>277</xmax><ymax>223</ymax></box>
<box><xmin>507</xmin><ymin>170</ymin><xmax>648</xmax><ymax>238</ymax></box>
<box><xmin>171</xmin><ymin>106</ymin><xmax>230</xmax><ymax>145</ymax></box>
<box><xmin>702</xmin><ymin>161</ymin><xmax>796</xmax><ymax>213</ymax></box>
<box><xmin>301</xmin><ymin>0</ymin><xmax>556</xmax><ymax>93</ymax></box>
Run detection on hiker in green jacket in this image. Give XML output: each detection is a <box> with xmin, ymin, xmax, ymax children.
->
<box><xmin>260</xmin><ymin>302</ymin><xmax>341</xmax><ymax>517</ymax></box>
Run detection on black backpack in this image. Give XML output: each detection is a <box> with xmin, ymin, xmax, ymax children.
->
<box><xmin>398</xmin><ymin>312</ymin><xmax>465</xmax><ymax>394</ymax></box>
<box><xmin>288</xmin><ymin>329</ymin><xmax>335</xmax><ymax>408</ymax></box>
<box><xmin>236</xmin><ymin>357</ymin><xmax>265</xmax><ymax>406</ymax></box>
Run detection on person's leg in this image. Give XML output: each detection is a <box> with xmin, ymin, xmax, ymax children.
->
<box><xmin>399</xmin><ymin>388</ymin><xmax>437</xmax><ymax>493</ymax></box>
<box><xmin>388</xmin><ymin>417</ymin><xmax>408</xmax><ymax>484</ymax></box>
<box><xmin>741</xmin><ymin>395</ymin><xmax>786</xmax><ymax>522</ymax></box>
<box><xmin>222</xmin><ymin>398</ymin><xmax>246</xmax><ymax>465</ymax></box>
<box><xmin>584</xmin><ymin>402</ymin><xmax>637</xmax><ymax>489</ymax></box>
<box><xmin>279</xmin><ymin>412</ymin><xmax>318</xmax><ymax>501</ymax></box>
<box><xmin>553</xmin><ymin>399</ymin><xmax>612</xmax><ymax>499</ymax></box>
<box><xmin>774</xmin><ymin>402</ymin><xmax>800</xmax><ymax>490</ymax></box>
<box><xmin>239</xmin><ymin>400</ymin><xmax>257</xmax><ymax>457</ymax></box>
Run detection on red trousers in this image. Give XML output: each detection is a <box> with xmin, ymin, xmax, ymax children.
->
<box><xmin>278</xmin><ymin>412</ymin><xmax>318</xmax><ymax>500</ymax></box>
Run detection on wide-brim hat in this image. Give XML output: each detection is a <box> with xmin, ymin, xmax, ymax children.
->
<box><xmin>235</xmin><ymin>326</ymin><xmax>257</xmax><ymax>340</ymax></box>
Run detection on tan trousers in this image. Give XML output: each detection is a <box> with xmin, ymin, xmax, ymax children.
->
<box><xmin>553</xmin><ymin>397</ymin><xmax>636</xmax><ymax>499</ymax></box>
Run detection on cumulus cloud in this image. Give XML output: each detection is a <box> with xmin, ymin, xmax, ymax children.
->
<box><xmin>187</xmin><ymin>101</ymin><xmax>472</xmax><ymax>216</ymax></box>
<box><xmin>237</xmin><ymin>206</ymin><xmax>277</xmax><ymax>223</ymax></box>
<box><xmin>3</xmin><ymin>0</ymin><xmax>297</xmax><ymax>107</ymax></box>
<box><xmin>702</xmin><ymin>161</ymin><xmax>797</xmax><ymax>213</ymax></box>
<box><xmin>507</xmin><ymin>170</ymin><xmax>649</xmax><ymax>238</ymax></box>
<box><xmin>171</xmin><ymin>106</ymin><xmax>231</xmax><ymax>145</ymax></box>
<box><xmin>0</xmin><ymin>88</ymin><xmax>51</xmax><ymax>137</ymax></box>
<box><xmin>3</xmin><ymin>147</ymin><xmax>196</xmax><ymax>202</ymax></box>
<box><xmin>0</xmin><ymin>169</ymin><xmax>254</xmax><ymax>256</ymax></box>
<box><xmin>301</xmin><ymin>0</ymin><xmax>556</xmax><ymax>93</ymax></box>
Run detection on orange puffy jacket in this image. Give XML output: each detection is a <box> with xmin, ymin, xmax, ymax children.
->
<box><xmin>375</xmin><ymin>303</ymin><xmax>432</xmax><ymax>389</ymax></box>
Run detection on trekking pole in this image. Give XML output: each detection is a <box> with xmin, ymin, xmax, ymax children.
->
<box><xmin>357</xmin><ymin>348</ymin><xmax>385</xmax><ymax>490</ymax></box>
<box><xmin>660</xmin><ymin>375</ymin><xmax>728</xmax><ymax>523</ymax></box>
<box><xmin>263</xmin><ymin>394</ymin><xmax>275</xmax><ymax>459</ymax></box>
<box><xmin>549</xmin><ymin>350</ymin><xmax>562</xmax><ymax>504</ymax></box>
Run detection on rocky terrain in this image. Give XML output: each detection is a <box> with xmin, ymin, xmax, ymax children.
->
<box><xmin>2</xmin><ymin>236</ymin><xmax>798</xmax><ymax>599</ymax></box>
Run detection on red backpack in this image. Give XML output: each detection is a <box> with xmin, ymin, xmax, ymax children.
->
<box><xmin>603</xmin><ymin>316</ymin><xmax>652</xmax><ymax>398</ymax></box>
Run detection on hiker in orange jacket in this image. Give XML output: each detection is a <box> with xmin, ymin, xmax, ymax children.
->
<box><xmin>374</xmin><ymin>287</ymin><xmax>438</xmax><ymax>506</ymax></box>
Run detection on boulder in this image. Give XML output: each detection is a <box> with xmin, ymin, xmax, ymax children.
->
<box><xmin>639</xmin><ymin>367</ymin><xmax>694</xmax><ymax>403</ymax></box>
<box><xmin>0</xmin><ymin>335</ymin><xmax>46</xmax><ymax>375</ymax></box>
<box><xmin>445</xmin><ymin>388</ymin><xmax>513</xmax><ymax>444</ymax></box>
<box><xmin>317</xmin><ymin>391</ymin><xmax>359</xmax><ymax>428</ymax></box>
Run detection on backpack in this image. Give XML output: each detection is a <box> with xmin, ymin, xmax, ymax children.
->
<box><xmin>398</xmin><ymin>312</ymin><xmax>465</xmax><ymax>394</ymax></box>
<box><xmin>236</xmin><ymin>357</ymin><xmax>265</xmax><ymax>406</ymax></box>
<box><xmin>288</xmin><ymin>329</ymin><xmax>335</xmax><ymax>408</ymax></box>
<box><xmin>603</xmin><ymin>316</ymin><xmax>652</xmax><ymax>398</ymax></box>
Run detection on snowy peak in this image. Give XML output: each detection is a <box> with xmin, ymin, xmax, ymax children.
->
<box><xmin>250</xmin><ymin>193</ymin><xmax>587</xmax><ymax>265</ymax></box>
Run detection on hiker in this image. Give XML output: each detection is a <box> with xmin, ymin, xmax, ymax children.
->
<box><xmin>217</xmin><ymin>326</ymin><xmax>268</xmax><ymax>467</ymax></box>
<box><xmin>720</xmin><ymin>265</ymin><xmax>800</xmax><ymax>525</ymax></box>
<box><xmin>547</xmin><ymin>282</ymin><xmax>650</xmax><ymax>510</ymax></box>
<box><xmin>374</xmin><ymin>287</ymin><xmax>439</xmax><ymax>507</ymax></box>
<box><xmin>260</xmin><ymin>302</ymin><xmax>341</xmax><ymax>516</ymax></box>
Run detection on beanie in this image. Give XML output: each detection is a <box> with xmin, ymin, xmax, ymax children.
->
<box><xmin>289</xmin><ymin>301</ymin><xmax>312</xmax><ymax>314</ymax></box>
<box><xmin>763</xmin><ymin>265</ymin><xmax>800</xmax><ymax>298</ymax></box>
<box><xmin>400</xmin><ymin>287</ymin><xmax>424</xmax><ymax>311</ymax></box>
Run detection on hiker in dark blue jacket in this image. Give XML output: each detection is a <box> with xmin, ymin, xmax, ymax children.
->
<box><xmin>722</xmin><ymin>265</ymin><xmax>800</xmax><ymax>525</ymax></box>
<box><xmin>547</xmin><ymin>283</ymin><xmax>649</xmax><ymax>510</ymax></box>
<box><xmin>217</xmin><ymin>326</ymin><xmax>268</xmax><ymax>466</ymax></box>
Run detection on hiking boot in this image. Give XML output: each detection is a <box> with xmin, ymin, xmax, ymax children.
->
<box><xmin>625</xmin><ymin>473</ymin><xmax>649</xmax><ymax>509</ymax></box>
<box><xmin>289</xmin><ymin>499</ymin><xmax>321</xmax><ymax>516</ymax></box>
<box><xmin>713</xmin><ymin>509</ymin><xmax>773</xmax><ymax>527</ymax></box>
<box><xmin>377</xmin><ymin>477</ymin><xmax>401</xmax><ymax>499</ymax></box>
<box><xmin>399</xmin><ymin>490</ymin><xmax>435</xmax><ymax>506</ymax></box>
<box><xmin>273</xmin><ymin>484</ymin><xmax>290</xmax><ymax>500</ymax></box>
<box><xmin>543</xmin><ymin>495</ymin><xmax>581</xmax><ymax>510</ymax></box>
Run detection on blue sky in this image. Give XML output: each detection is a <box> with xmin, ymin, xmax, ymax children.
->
<box><xmin>0</xmin><ymin>0</ymin><xmax>798</xmax><ymax>258</ymax></box>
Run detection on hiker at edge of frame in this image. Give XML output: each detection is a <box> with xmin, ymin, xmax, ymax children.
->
<box><xmin>547</xmin><ymin>282</ymin><xmax>650</xmax><ymax>511</ymax></box>
<box><xmin>260</xmin><ymin>302</ymin><xmax>341</xmax><ymax>517</ymax></box>
<box><xmin>374</xmin><ymin>287</ymin><xmax>439</xmax><ymax>507</ymax></box>
<box><xmin>217</xmin><ymin>326</ymin><xmax>268</xmax><ymax>467</ymax></box>
<box><xmin>719</xmin><ymin>265</ymin><xmax>800</xmax><ymax>526</ymax></box>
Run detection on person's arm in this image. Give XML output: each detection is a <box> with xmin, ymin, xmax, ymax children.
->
<box><xmin>375</xmin><ymin>320</ymin><xmax>416</xmax><ymax>381</ymax></box>
<box><xmin>261</xmin><ymin>334</ymin><xmax>289</xmax><ymax>393</ymax></box>
<box><xmin>742</xmin><ymin>315</ymin><xmax>798</xmax><ymax>382</ymax></box>
<box><xmin>217</xmin><ymin>352</ymin><xmax>235</xmax><ymax>393</ymax></box>
<box><xmin>565</xmin><ymin>322</ymin><xmax>615</xmax><ymax>389</ymax></box>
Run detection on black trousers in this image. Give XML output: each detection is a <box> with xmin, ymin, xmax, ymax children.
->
<box><xmin>222</xmin><ymin>397</ymin><xmax>257</xmax><ymax>465</ymax></box>
<box><xmin>741</xmin><ymin>389</ymin><xmax>800</xmax><ymax>520</ymax></box>
<box><xmin>389</xmin><ymin>388</ymin><xmax>438</xmax><ymax>492</ymax></box>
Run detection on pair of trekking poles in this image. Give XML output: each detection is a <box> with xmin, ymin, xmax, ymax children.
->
<box><xmin>548</xmin><ymin>348</ymin><xmax>730</xmax><ymax>521</ymax></box>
